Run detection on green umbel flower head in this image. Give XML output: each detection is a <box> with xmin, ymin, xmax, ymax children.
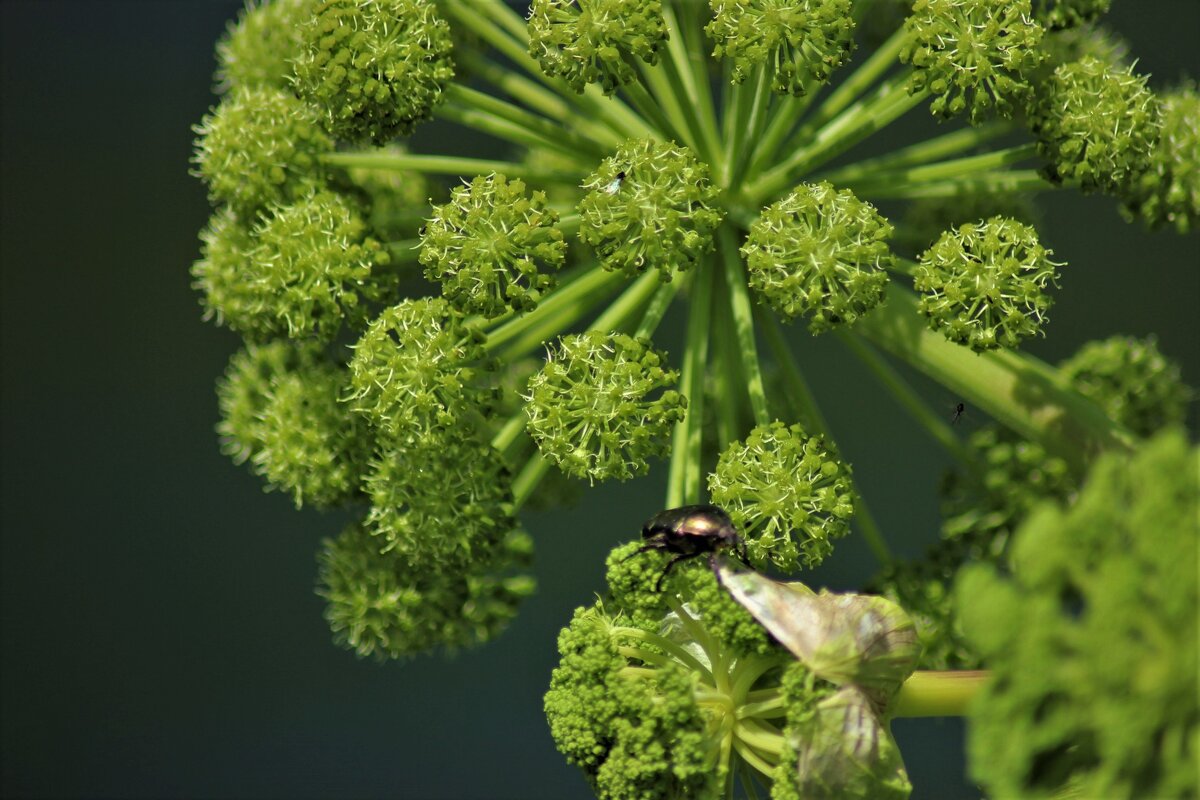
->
<box><xmin>527</xmin><ymin>0</ymin><xmax>667</xmax><ymax>95</ymax></box>
<box><xmin>1122</xmin><ymin>84</ymin><xmax>1200</xmax><ymax>232</ymax></box>
<box><xmin>705</xmin><ymin>0</ymin><xmax>856</xmax><ymax>96</ymax></box>
<box><xmin>524</xmin><ymin>331</ymin><xmax>686</xmax><ymax>483</ymax></box>
<box><xmin>192</xmin><ymin>85</ymin><xmax>331</xmax><ymax>217</ymax></box>
<box><xmin>347</xmin><ymin>297</ymin><xmax>493</xmax><ymax>436</ymax></box>
<box><xmin>365</xmin><ymin>426</ymin><xmax>516</xmax><ymax>557</ymax></box>
<box><xmin>579</xmin><ymin>138</ymin><xmax>724</xmax><ymax>280</ymax></box>
<box><xmin>742</xmin><ymin>181</ymin><xmax>893</xmax><ymax>333</ymax></box>
<box><xmin>293</xmin><ymin>0</ymin><xmax>455</xmax><ymax>144</ymax></box>
<box><xmin>420</xmin><ymin>174</ymin><xmax>566</xmax><ymax>318</ymax></box>
<box><xmin>216</xmin><ymin>342</ymin><xmax>368</xmax><ymax>508</ymax></box>
<box><xmin>957</xmin><ymin>430</ymin><xmax>1199</xmax><ymax>799</ymax></box>
<box><xmin>901</xmin><ymin>0</ymin><xmax>1046</xmax><ymax>121</ymax></box>
<box><xmin>214</xmin><ymin>0</ymin><xmax>316</xmax><ymax>93</ymax></box>
<box><xmin>1031</xmin><ymin>0</ymin><xmax>1110</xmax><ymax>32</ymax></box>
<box><xmin>914</xmin><ymin>216</ymin><xmax>1061</xmax><ymax>352</ymax></box>
<box><xmin>191</xmin><ymin>207</ymin><xmax>258</xmax><ymax>331</ymax></box>
<box><xmin>318</xmin><ymin>519</ymin><xmax>535</xmax><ymax>659</ymax></box>
<box><xmin>709</xmin><ymin>421</ymin><xmax>856</xmax><ymax>570</ymax></box>
<box><xmin>1030</xmin><ymin>57</ymin><xmax>1161</xmax><ymax>194</ymax></box>
<box><xmin>1060</xmin><ymin>335</ymin><xmax>1190</xmax><ymax>436</ymax></box>
<box><xmin>248</xmin><ymin>189</ymin><xmax>390</xmax><ymax>341</ymax></box>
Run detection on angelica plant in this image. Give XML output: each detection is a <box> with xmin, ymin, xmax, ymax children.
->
<box><xmin>190</xmin><ymin>0</ymin><xmax>1197</xmax><ymax>796</ymax></box>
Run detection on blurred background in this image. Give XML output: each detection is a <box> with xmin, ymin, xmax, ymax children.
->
<box><xmin>1</xmin><ymin>1</ymin><xmax>1197</xmax><ymax>797</ymax></box>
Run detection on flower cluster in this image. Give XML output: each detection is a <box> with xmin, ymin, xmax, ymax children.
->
<box><xmin>190</xmin><ymin>0</ymin><xmax>1196</xmax><ymax>795</ymax></box>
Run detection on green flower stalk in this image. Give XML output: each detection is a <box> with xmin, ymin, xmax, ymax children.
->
<box><xmin>189</xmin><ymin>1</ymin><xmax>1196</xmax><ymax>795</ymax></box>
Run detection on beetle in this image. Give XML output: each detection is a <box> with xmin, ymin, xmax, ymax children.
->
<box><xmin>623</xmin><ymin>504</ymin><xmax>751</xmax><ymax>591</ymax></box>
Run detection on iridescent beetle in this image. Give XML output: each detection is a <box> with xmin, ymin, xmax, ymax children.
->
<box><xmin>624</xmin><ymin>504</ymin><xmax>752</xmax><ymax>591</ymax></box>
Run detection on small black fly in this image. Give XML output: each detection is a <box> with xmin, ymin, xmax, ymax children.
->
<box><xmin>951</xmin><ymin>402</ymin><xmax>965</xmax><ymax>424</ymax></box>
<box><xmin>623</xmin><ymin>504</ymin><xmax>751</xmax><ymax>591</ymax></box>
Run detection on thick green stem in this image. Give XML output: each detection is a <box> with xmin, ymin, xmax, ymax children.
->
<box><xmin>838</xmin><ymin>143</ymin><xmax>1039</xmax><ymax>196</ymax></box>
<box><xmin>815</xmin><ymin>122</ymin><xmax>1012</xmax><ymax>184</ymax></box>
<box><xmin>442</xmin><ymin>83</ymin><xmax>607</xmax><ymax>161</ymax></box>
<box><xmin>588</xmin><ymin>268</ymin><xmax>663</xmax><ymax>333</ymax></box>
<box><xmin>748</xmin><ymin>74</ymin><xmax>927</xmax><ymax>204</ymax></box>
<box><xmin>485</xmin><ymin>265</ymin><xmax>622</xmax><ymax>357</ymax></box>
<box><xmin>621</xmin><ymin>78</ymin><xmax>687</xmax><ymax>144</ymax></box>
<box><xmin>636</xmin><ymin>56</ymin><xmax>700</xmax><ymax>154</ymax></box>
<box><xmin>727</xmin><ymin>65</ymin><xmax>773</xmax><ymax>190</ymax></box>
<box><xmin>792</xmin><ymin>24</ymin><xmax>908</xmax><ymax>143</ymax></box>
<box><xmin>718</xmin><ymin>227</ymin><xmax>771</xmax><ymax>427</ymax></box>
<box><xmin>666</xmin><ymin>0</ymin><xmax>724</xmax><ymax>175</ymax></box>
<box><xmin>755</xmin><ymin>310</ymin><xmax>891</xmax><ymax>565</ymax></box>
<box><xmin>633</xmin><ymin>280</ymin><xmax>681</xmax><ymax>340</ymax></box>
<box><xmin>510</xmin><ymin>453</ymin><xmax>551</xmax><ymax>512</ymax></box>
<box><xmin>855</xmin><ymin>284</ymin><xmax>1136</xmax><ymax>472</ymax></box>
<box><xmin>668</xmin><ymin>264</ymin><xmax>714</xmax><ymax>508</ymax></box>
<box><xmin>321</xmin><ymin>152</ymin><xmax>576</xmax><ymax>184</ymax></box>
<box><xmin>892</xmin><ymin>670</ymin><xmax>988</xmax><ymax>717</ymax></box>
<box><xmin>743</xmin><ymin>90</ymin><xmax>818</xmax><ymax>185</ymax></box>
<box><xmin>857</xmin><ymin>169</ymin><xmax>1050</xmax><ymax>200</ymax></box>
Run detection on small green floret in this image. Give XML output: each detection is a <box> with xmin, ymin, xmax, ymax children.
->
<box><xmin>708</xmin><ymin>421</ymin><xmax>856</xmax><ymax>571</ymax></box>
<box><xmin>527</xmin><ymin>0</ymin><xmax>667</xmax><ymax>95</ymax></box>
<box><xmin>192</xmin><ymin>85</ymin><xmax>331</xmax><ymax>217</ymax></box>
<box><xmin>957</xmin><ymin>430</ymin><xmax>1199</xmax><ymax>799</ymax></box>
<box><xmin>191</xmin><ymin>208</ymin><xmax>258</xmax><ymax>331</ymax></box>
<box><xmin>1030</xmin><ymin>57</ymin><xmax>1161</xmax><ymax>194</ymax></box>
<box><xmin>705</xmin><ymin>0</ymin><xmax>856</xmax><ymax>96</ymax></box>
<box><xmin>364</xmin><ymin>427</ymin><xmax>515</xmax><ymax>559</ymax></box>
<box><xmin>292</xmin><ymin>0</ymin><xmax>454</xmax><ymax>144</ymax></box>
<box><xmin>1031</xmin><ymin>0</ymin><xmax>1110</xmax><ymax>32</ymax></box>
<box><xmin>216</xmin><ymin>341</ymin><xmax>368</xmax><ymax>507</ymax></box>
<box><xmin>347</xmin><ymin>297</ymin><xmax>493</xmax><ymax>436</ymax></box>
<box><xmin>913</xmin><ymin>216</ymin><xmax>1061</xmax><ymax>351</ymax></box>
<box><xmin>318</xmin><ymin>519</ymin><xmax>535</xmax><ymax>659</ymax></box>
<box><xmin>214</xmin><ymin>0</ymin><xmax>316</xmax><ymax>92</ymax></box>
<box><xmin>742</xmin><ymin>182</ymin><xmax>893</xmax><ymax>333</ymax></box>
<box><xmin>579</xmin><ymin>139</ymin><xmax>724</xmax><ymax>280</ymax></box>
<box><xmin>1059</xmin><ymin>335</ymin><xmax>1190</xmax><ymax>436</ymax></box>
<box><xmin>524</xmin><ymin>331</ymin><xmax>686</xmax><ymax>483</ymax></box>
<box><xmin>248</xmin><ymin>189</ymin><xmax>390</xmax><ymax>341</ymax></box>
<box><xmin>901</xmin><ymin>0</ymin><xmax>1046</xmax><ymax>121</ymax></box>
<box><xmin>1122</xmin><ymin>84</ymin><xmax>1200</xmax><ymax>232</ymax></box>
<box><xmin>420</xmin><ymin>174</ymin><xmax>566</xmax><ymax>318</ymax></box>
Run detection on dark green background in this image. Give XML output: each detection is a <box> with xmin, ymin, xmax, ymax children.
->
<box><xmin>2</xmin><ymin>2</ymin><xmax>1196</xmax><ymax>797</ymax></box>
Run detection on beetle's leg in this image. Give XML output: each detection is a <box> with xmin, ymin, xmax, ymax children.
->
<box><xmin>620</xmin><ymin>540</ymin><xmax>665</xmax><ymax>562</ymax></box>
<box><xmin>654</xmin><ymin>551</ymin><xmax>705</xmax><ymax>592</ymax></box>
